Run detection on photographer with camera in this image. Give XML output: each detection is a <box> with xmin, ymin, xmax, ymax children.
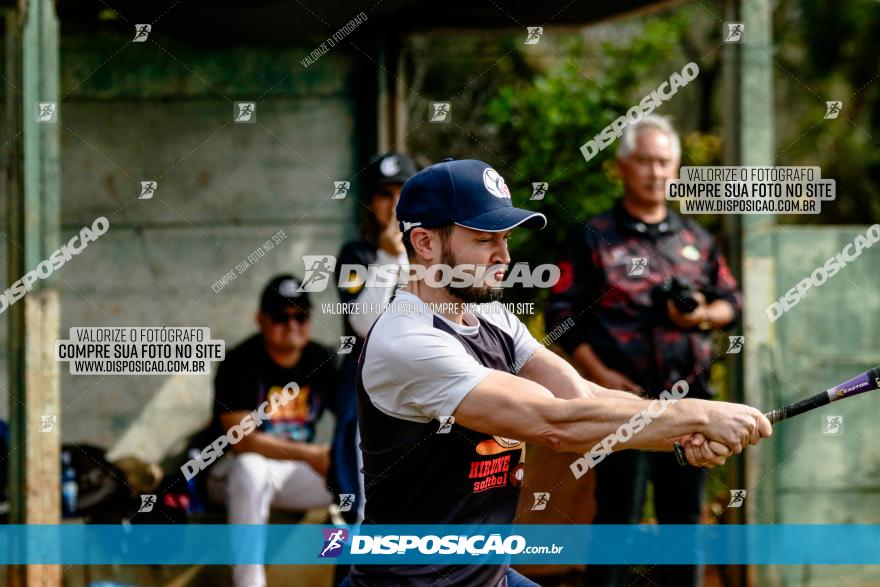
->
<box><xmin>545</xmin><ymin>115</ymin><xmax>741</xmax><ymax>587</ymax></box>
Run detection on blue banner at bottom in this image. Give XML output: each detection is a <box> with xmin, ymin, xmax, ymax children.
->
<box><xmin>1</xmin><ymin>525</ymin><xmax>879</xmax><ymax>565</ymax></box>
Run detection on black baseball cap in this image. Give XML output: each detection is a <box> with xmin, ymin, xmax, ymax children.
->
<box><xmin>260</xmin><ymin>274</ymin><xmax>311</xmax><ymax>316</ymax></box>
<box><xmin>396</xmin><ymin>159</ymin><xmax>547</xmax><ymax>233</ymax></box>
<box><xmin>362</xmin><ymin>152</ymin><xmax>418</xmax><ymax>195</ymax></box>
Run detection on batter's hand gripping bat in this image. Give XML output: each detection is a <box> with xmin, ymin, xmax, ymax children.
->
<box><xmin>674</xmin><ymin>366</ymin><xmax>880</xmax><ymax>466</ymax></box>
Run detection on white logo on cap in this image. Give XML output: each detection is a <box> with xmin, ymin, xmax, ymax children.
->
<box><xmin>482</xmin><ymin>168</ymin><xmax>511</xmax><ymax>199</ymax></box>
<box><xmin>379</xmin><ymin>155</ymin><xmax>400</xmax><ymax>177</ymax></box>
<box><xmin>278</xmin><ymin>279</ymin><xmax>302</xmax><ymax>297</ymax></box>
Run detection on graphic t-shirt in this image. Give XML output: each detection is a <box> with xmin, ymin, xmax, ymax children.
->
<box><xmin>350</xmin><ymin>291</ymin><xmax>542</xmax><ymax>587</ymax></box>
<box><xmin>212</xmin><ymin>334</ymin><xmax>337</xmax><ymax>443</ymax></box>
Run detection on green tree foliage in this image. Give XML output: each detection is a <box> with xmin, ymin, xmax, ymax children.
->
<box><xmin>774</xmin><ymin>0</ymin><xmax>880</xmax><ymax>223</ymax></box>
<box><xmin>485</xmin><ymin>15</ymin><xmax>694</xmax><ymax>306</ymax></box>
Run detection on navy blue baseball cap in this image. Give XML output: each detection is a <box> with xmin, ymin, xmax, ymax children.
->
<box><xmin>396</xmin><ymin>159</ymin><xmax>547</xmax><ymax>233</ymax></box>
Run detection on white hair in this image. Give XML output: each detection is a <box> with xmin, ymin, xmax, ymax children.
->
<box><xmin>616</xmin><ymin>114</ymin><xmax>681</xmax><ymax>161</ymax></box>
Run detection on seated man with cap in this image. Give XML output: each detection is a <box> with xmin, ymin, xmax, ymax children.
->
<box><xmin>208</xmin><ymin>274</ymin><xmax>337</xmax><ymax>587</ymax></box>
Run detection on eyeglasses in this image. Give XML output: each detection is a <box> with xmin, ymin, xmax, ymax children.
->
<box><xmin>269</xmin><ymin>311</ymin><xmax>309</xmax><ymax>324</ymax></box>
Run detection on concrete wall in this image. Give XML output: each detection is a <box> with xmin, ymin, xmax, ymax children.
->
<box><xmin>757</xmin><ymin>226</ymin><xmax>880</xmax><ymax>586</ymax></box>
<box><xmin>1</xmin><ymin>33</ymin><xmax>367</xmax><ymax>463</ymax></box>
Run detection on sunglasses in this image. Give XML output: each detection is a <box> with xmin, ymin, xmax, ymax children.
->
<box><xmin>269</xmin><ymin>310</ymin><xmax>309</xmax><ymax>324</ymax></box>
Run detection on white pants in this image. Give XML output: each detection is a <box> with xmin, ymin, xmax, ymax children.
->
<box><xmin>207</xmin><ymin>452</ymin><xmax>333</xmax><ymax>587</ymax></box>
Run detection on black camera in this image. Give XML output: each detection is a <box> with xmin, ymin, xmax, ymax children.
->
<box><xmin>654</xmin><ymin>277</ymin><xmax>700</xmax><ymax>314</ymax></box>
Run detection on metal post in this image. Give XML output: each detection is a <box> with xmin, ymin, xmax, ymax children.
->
<box><xmin>5</xmin><ymin>0</ymin><xmax>62</xmax><ymax>585</ymax></box>
<box><xmin>735</xmin><ymin>0</ymin><xmax>777</xmax><ymax>585</ymax></box>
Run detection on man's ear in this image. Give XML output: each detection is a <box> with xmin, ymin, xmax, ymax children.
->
<box><xmin>409</xmin><ymin>227</ymin><xmax>435</xmax><ymax>263</ymax></box>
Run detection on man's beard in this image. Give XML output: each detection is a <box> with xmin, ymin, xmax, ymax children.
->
<box><xmin>440</xmin><ymin>243</ymin><xmax>505</xmax><ymax>304</ymax></box>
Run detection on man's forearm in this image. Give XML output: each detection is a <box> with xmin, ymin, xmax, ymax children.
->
<box><xmin>518</xmin><ymin>347</ymin><xmax>593</xmax><ymax>399</ymax></box>
<box><xmin>519</xmin><ymin>347</ymin><xmax>637</xmax><ymax>400</ymax></box>
<box><xmin>547</xmin><ymin>396</ymin><xmax>709</xmax><ymax>454</ymax></box>
<box><xmin>570</xmin><ymin>342</ymin><xmax>606</xmax><ymax>379</ymax></box>
<box><xmin>590</xmin><ymin>384</ymin><xmax>642</xmax><ymax>400</ymax></box>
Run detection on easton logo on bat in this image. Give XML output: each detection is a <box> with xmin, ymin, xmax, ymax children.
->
<box><xmin>834</xmin><ymin>380</ymin><xmax>870</xmax><ymax>396</ymax></box>
<box><xmin>827</xmin><ymin>368</ymin><xmax>880</xmax><ymax>400</ymax></box>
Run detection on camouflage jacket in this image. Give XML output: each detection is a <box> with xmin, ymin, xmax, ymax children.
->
<box><xmin>544</xmin><ymin>200</ymin><xmax>742</xmax><ymax>398</ymax></box>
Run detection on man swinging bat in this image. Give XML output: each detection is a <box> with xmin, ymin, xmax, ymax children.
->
<box><xmin>343</xmin><ymin>159</ymin><xmax>772</xmax><ymax>587</ymax></box>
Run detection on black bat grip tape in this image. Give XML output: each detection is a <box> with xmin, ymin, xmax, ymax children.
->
<box><xmin>768</xmin><ymin>393</ymin><xmax>831</xmax><ymax>424</ymax></box>
<box><xmin>673</xmin><ymin>441</ymin><xmax>687</xmax><ymax>466</ymax></box>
